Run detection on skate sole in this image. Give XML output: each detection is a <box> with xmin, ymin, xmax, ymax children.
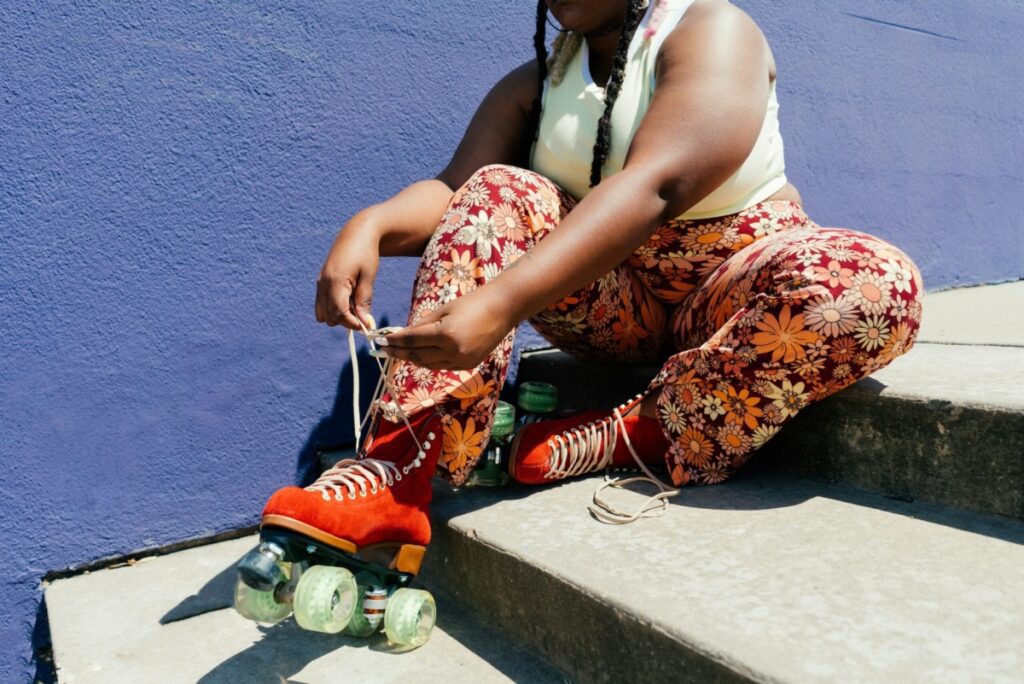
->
<box><xmin>261</xmin><ymin>514</ymin><xmax>426</xmax><ymax>575</ymax></box>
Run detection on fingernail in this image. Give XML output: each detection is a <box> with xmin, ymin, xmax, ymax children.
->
<box><xmin>369</xmin><ymin>349</ymin><xmax>389</xmax><ymax>358</ymax></box>
<box><xmin>374</xmin><ymin>337</ymin><xmax>389</xmax><ymax>347</ymax></box>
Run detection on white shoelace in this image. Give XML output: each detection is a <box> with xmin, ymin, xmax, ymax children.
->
<box><xmin>305</xmin><ymin>321</ymin><xmax>429</xmax><ymax>502</ymax></box>
<box><xmin>544</xmin><ymin>396</ymin><xmax>680</xmax><ymax>525</ymax></box>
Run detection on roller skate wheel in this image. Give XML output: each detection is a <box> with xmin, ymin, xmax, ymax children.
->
<box><xmin>384</xmin><ymin>588</ymin><xmax>436</xmax><ymax>648</ymax></box>
<box><xmin>233</xmin><ymin>576</ymin><xmax>292</xmax><ymax>625</ymax></box>
<box><xmin>293</xmin><ymin>565</ymin><xmax>359</xmax><ymax>634</ymax></box>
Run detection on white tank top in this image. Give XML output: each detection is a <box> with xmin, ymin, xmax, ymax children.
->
<box><xmin>529</xmin><ymin>0</ymin><xmax>788</xmax><ymax>220</ymax></box>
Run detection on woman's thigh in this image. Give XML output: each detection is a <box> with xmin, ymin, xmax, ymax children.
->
<box><xmin>428</xmin><ymin>165</ymin><xmax>670</xmax><ymax>364</ymax></box>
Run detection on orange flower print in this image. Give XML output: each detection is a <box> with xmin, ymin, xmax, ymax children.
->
<box><xmin>446</xmin><ymin>371</ymin><xmax>497</xmax><ymax>409</ymax></box>
<box><xmin>611</xmin><ymin>310</ymin><xmax>649</xmax><ymax>352</ymax></box>
<box><xmin>376</xmin><ymin>164</ymin><xmax>923</xmax><ymax>490</ymax></box>
<box><xmin>441</xmin><ymin>418</ymin><xmax>485</xmax><ymax>473</ymax></box>
<box><xmin>716</xmin><ymin>424</ymin><xmax>751</xmax><ymax>457</ymax></box>
<box><xmin>401</xmin><ymin>386</ymin><xmax>446</xmax><ymax>413</ymax></box>
<box><xmin>750</xmin><ymin>424</ymin><xmax>779</xmax><ymax>448</ymax></box>
<box><xmin>751</xmin><ymin>306</ymin><xmax>821</xmax><ymax>363</ymax></box>
<box><xmin>698</xmin><ymin>462</ymin><xmax>731</xmax><ymax>484</ymax></box>
<box><xmin>810</xmin><ymin>259</ymin><xmax>854</xmax><ymax>288</ymax></box>
<box><xmin>658</xmin><ymin>399</ymin><xmax>688</xmax><ymax>435</ymax></box>
<box><xmin>682</xmin><ymin>221</ymin><xmax>738</xmax><ymax>254</ymax></box>
<box><xmin>854</xmin><ymin>314</ymin><xmax>891</xmax><ymax>351</ymax></box>
<box><xmin>764</xmin><ymin>379</ymin><xmax>808</xmax><ymax>419</ymax></box>
<box><xmin>804</xmin><ymin>294</ymin><xmax>859</xmax><ymax>338</ymax></box>
<box><xmin>879</xmin><ymin>259</ymin><xmax>913</xmax><ymax>293</ymax></box>
<box><xmin>882</xmin><ymin>321</ymin><xmax>915</xmax><ymax>359</ymax></box>
<box><xmin>680</xmin><ymin>427</ymin><xmax>714</xmax><ymax>468</ymax></box>
<box><xmin>829</xmin><ymin>336</ymin><xmax>858</xmax><ymax>363</ymax></box>
<box><xmin>670</xmin><ymin>461</ymin><xmax>693</xmax><ymax>486</ymax></box>
<box><xmin>438</xmin><ymin>248</ymin><xmax>481</xmax><ymax>295</ymax></box>
<box><xmin>492</xmin><ymin>203</ymin><xmax>528</xmax><ymax>242</ymax></box>
<box><xmin>458</xmin><ymin>210</ymin><xmax>499</xmax><ymax>259</ymax></box>
<box><xmin>847</xmin><ymin>271</ymin><xmax>893</xmax><ymax>315</ymax></box>
<box><xmin>712</xmin><ymin>384</ymin><xmax>763</xmax><ymax>429</ymax></box>
<box><xmin>701</xmin><ymin>394</ymin><xmax>726</xmax><ymax>419</ymax></box>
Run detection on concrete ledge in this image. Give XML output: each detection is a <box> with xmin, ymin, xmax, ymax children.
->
<box><xmin>518</xmin><ymin>343</ymin><xmax>1024</xmax><ymax>520</ymax></box>
<box><xmin>45</xmin><ymin>536</ymin><xmax>563</xmax><ymax>683</ymax></box>
<box><xmin>426</xmin><ymin>475</ymin><xmax>1024</xmax><ymax>683</ymax></box>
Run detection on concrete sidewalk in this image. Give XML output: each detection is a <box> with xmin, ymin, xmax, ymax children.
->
<box><xmin>44</xmin><ymin>536</ymin><xmax>564</xmax><ymax>683</ymax></box>
<box><xmin>916</xmin><ymin>280</ymin><xmax>1023</xmax><ymax>347</ymax></box>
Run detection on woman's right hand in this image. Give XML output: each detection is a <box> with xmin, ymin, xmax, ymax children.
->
<box><xmin>315</xmin><ymin>216</ymin><xmax>381</xmax><ymax>330</ymax></box>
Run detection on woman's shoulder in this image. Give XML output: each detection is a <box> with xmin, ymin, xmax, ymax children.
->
<box><xmin>658</xmin><ymin>0</ymin><xmax>775</xmax><ymax>80</ymax></box>
<box><xmin>489</xmin><ymin>59</ymin><xmax>544</xmax><ymax>117</ymax></box>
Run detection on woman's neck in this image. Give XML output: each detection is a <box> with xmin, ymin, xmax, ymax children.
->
<box><xmin>585</xmin><ymin>30</ymin><xmax>624</xmax><ymax>87</ymax></box>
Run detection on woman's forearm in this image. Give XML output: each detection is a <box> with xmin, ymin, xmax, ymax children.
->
<box><xmin>486</xmin><ymin>169</ymin><xmax>683</xmax><ymax>325</ymax></box>
<box><xmin>357</xmin><ymin>179</ymin><xmax>454</xmax><ymax>257</ymax></box>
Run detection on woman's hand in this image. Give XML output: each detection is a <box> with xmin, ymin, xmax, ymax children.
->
<box><xmin>380</xmin><ymin>287</ymin><xmax>516</xmax><ymax>371</ymax></box>
<box><xmin>315</xmin><ymin>217</ymin><xmax>381</xmax><ymax>330</ymax></box>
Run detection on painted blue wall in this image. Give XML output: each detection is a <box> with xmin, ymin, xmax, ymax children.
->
<box><xmin>1</xmin><ymin>1</ymin><xmax>1021</xmax><ymax>679</ymax></box>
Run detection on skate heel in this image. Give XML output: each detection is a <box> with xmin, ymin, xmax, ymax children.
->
<box><xmin>360</xmin><ymin>542</ymin><xmax>426</xmax><ymax>575</ymax></box>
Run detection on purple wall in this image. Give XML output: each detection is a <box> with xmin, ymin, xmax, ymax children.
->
<box><xmin>1</xmin><ymin>1</ymin><xmax>1020</xmax><ymax>679</ymax></box>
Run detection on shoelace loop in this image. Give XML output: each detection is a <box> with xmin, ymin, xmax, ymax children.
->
<box><xmin>304</xmin><ymin>322</ymin><xmax>430</xmax><ymax>500</ymax></box>
<box><xmin>588</xmin><ymin>406</ymin><xmax>680</xmax><ymax>525</ymax></box>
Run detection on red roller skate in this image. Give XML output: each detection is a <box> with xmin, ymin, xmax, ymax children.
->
<box><xmin>234</xmin><ymin>326</ymin><xmax>441</xmax><ymax>648</ymax></box>
<box><xmin>509</xmin><ymin>393</ymin><xmax>679</xmax><ymax>524</ymax></box>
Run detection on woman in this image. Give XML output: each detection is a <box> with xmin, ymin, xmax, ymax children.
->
<box><xmin>261</xmin><ymin>0</ymin><xmax>923</xmax><ymax>567</ymax></box>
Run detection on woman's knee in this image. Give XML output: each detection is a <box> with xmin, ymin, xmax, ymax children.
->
<box><xmin>464</xmin><ymin>164</ymin><xmax>528</xmax><ymax>187</ymax></box>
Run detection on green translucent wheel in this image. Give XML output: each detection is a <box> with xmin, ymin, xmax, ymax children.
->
<box><xmin>233</xmin><ymin>575</ymin><xmax>292</xmax><ymax>625</ymax></box>
<box><xmin>383</xmin><ymin>588</ymin><xmax>436</xmax><ymax>648</ymax></box>
<box><xmin>293</xmin><ymin>565</ymin><xmax>359</xmax><ymax>634</ymax></box>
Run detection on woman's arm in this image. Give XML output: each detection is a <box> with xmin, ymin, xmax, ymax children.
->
<box><xmin>351</xmin><ymin>180</ymin><xmax>455</xmax><ymax>258</ymax></box>
<box><xmin>492</xmin><ymin>2</ymin><xmax>771</xmax><ymax>324</ymax></box>
<box><xmin>384</xmin><ymin>2</ymin><xmax>773</xmax><ymax>368</ymax></box>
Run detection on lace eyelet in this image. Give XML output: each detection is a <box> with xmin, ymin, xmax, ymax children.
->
<box><xmin>427</xmin><ymin>432</ymin><xmax>436</xmax><ymax>440</ymax></box>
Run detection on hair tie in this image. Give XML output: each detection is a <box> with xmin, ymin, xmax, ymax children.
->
<box><xmin>644</xmin><ymin>0</ymin><xmax>668</xmax><ymax>40</ymax></box>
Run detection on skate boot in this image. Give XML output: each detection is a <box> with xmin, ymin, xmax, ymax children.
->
<box><xmin>234</xmin><ymin>326</ymin><xmax>442</xmax><ymax>648</ymax></box>
<box><xmin>508</xmin><ymin>393</ymin><xmax>679</xmax><ymax>524</ymax></box>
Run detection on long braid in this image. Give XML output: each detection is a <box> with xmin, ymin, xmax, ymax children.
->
<box><xmin>589</xmin><ymin>0</ymin><xmax>647</xmax><ymax>188</ymax></box>
<box><xmin>527</xmin><ymin>0</ymin><xmax>549</xmax><ymax>147</ymax></box>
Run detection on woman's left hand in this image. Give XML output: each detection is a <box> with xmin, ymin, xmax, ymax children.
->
<box><xmin>379</xmin><ymin>287</ymin><xmax>516</xmax><ymax>371</ymax></box>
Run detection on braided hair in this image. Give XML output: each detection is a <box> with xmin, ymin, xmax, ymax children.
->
<box><xmin>529</xmin><ymin>0</ymin><xmax>653</xmax><ymax>188</ymax></box>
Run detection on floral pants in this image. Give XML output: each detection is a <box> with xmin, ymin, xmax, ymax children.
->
<box><xmin>376</xmin><ymin>164</ymin><xmax>924</xmax><ymax>487</ymax></box>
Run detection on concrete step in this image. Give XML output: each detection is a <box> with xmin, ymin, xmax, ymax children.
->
<box><xmin>518</xmin><ymin>343</ymin><xmax>1024</xmax><ymax>521</ymax></box>
<box><xmin>44</xmin><ymin>535</ymin><xmax>565</xmax><ymax>683</ymax></box>
<box><xmin>426</xmin><ymin>474</ymin><xmax>1024</xmax><ymax>683</ymax></box>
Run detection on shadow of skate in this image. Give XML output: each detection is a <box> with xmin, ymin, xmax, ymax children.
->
<box><xmin>196</xmin><ymin>590</ymin><xmax>558</xmax><ymax>683</ymax></box>
<box><xmin>160</xmin><ymin>555</ymin><xmax>248</xmax><ymax>624</ymax></box>
<box><xmin>196</xmin><ymin>620</ymin><xmax>368</xmax><ymax>684</ymax></box>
